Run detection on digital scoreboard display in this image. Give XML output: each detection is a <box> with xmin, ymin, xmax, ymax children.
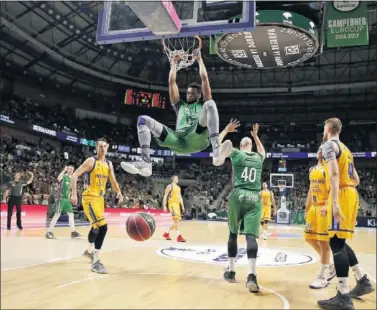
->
<box><xmin>124</xmin><ymin>89</ymin><xmax>167</xmax><ymax>109</ymax></box>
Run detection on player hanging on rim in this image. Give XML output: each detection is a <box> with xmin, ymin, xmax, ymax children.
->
<box><xmin>70</xmin><ymin>138</ymin><xmax>123</xmax><ymax>274</ymax></box>
<box><xmin>304</xmin><ymin>146</ymin><xmax>336</xmax><ymax>289</ymax></box>
<box><xmin>162</xmin><ymin>175</ymin><xmax>186</xmax><ymax>242</ymax></box>
<box><xmin>259</xmin><ymin>182</ymin><xmax>276</xmax><ymax>240</ymax></box>
<box><xmin>121</xmin><ymin>49</ymin><xmax>221</xmax><ymax>177</ymax></box>
<box><xmin>45</xmin><ymin>166</ymin><xmax>81</xmax><ymax>239</ymax></box>
<box><xmin>219</xmin><ymin>123</ymin><xmax>265</xmax><ymax>293</ymax></box>
<box><xmin>317</xmin><ymin>118</ymin><xmax>374</xmax><ymax>310</ymax></box>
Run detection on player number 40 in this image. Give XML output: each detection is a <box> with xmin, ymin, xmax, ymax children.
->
<box><xmin>241</xmin><ymin>167</ymin><xmax>256</xmax><ymax>182</ymax></box>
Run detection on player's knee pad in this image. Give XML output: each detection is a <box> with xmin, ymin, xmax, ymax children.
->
<box><xmin>203</xmin><ymin>99</ymin><xmax>217</xmax><ymax>110</ymax></box>
<box><xmin>228</xmin><ymin>233</ymin><xmax>238</xmax><ymax>258</ymax></box>
<box><xmin>329</xmin><ymin>236</ymin><xmax>346</xmax><ymax>255</ymax></box>
<box><xmin>344</xmin><ymin>243</ymin><xmax>359</xmax><ymax>267</ymax></box>
<box><xmin>94</xmin><ymin>224</ymin><xmax>108</xmax><ymax>250</ymax></box>
<box><xmin>88</xmin><ymin>227</ymin><xmax>99</xmax><ymax>243</ymax></box>
<box><xmin>246</xmin><ymin>235</ymin><xmax>258</xmax><ymax>259</ymax></box>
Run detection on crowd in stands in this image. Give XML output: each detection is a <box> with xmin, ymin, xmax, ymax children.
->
<box><xmin>1</xmin><ymin>95</ymin><xmax>376</xmax><ymax>219</ymax></box>
<box><xmin>1</xmin><ymin>95</ymin><xmax>375</xmax><ymax>152</ymax></box>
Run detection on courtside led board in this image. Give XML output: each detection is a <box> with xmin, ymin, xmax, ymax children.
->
<box><xmin>96</xmin><ymin>1</ymin><xmax>255</xmax><ymax>44</ymax></box>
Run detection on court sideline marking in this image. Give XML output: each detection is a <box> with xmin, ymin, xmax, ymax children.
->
<box><xmin>56</xmin><ymin>272</ymin><xmax>290</xmax><ymax>310</ymax></box>
<box><xmin>1</xmin><ymin>247</ymin><xmax>121</xmax><ymax>272</ymax></box>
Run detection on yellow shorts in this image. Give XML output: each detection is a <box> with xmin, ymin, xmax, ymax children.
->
<box><xmin>328</xmin><ymin>186</ymin><xmax>359</xmax><ymax>240</ymax></box>
<box><xmin>169</xmin><ymin>203</ymin><xmax>181</xmax><ymax>220</ymax></box>
<box><xmin>82</xmin><ymin>195</ymin><xmax>106</xmax><ymax>228</ymax></box>
<box><xmin>261</xmin><ymin>206</ymin><xmax>271</xmax><ymax>221</ymax></box>
<box><xmin>304</xmin><ymin>204</ymin><xmax>329</xmax><ymax>241</ymax></box>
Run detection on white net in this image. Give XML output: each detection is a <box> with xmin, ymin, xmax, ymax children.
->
<box><xmin>162</xmin><ymin>36</ymin><xmax>202</xmax><ymax>72</ymax></box>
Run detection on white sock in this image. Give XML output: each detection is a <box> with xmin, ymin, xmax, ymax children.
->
<box><xmin>48</xmin><ymin>213</ymin><xmax>61</xmax><ymax>232</ymax></box>
<box><xmin>337</xmin><ymin>277</ymin><xmax>349</xmax><ymax>294</ymax></box>
<box><xmin>319</xmin><ymin>264</ymin><xmax>329</xmax><ymax>278</ymax></box>
<box><xmin>229</xmin><ymin>257</ymin><xmax>236</xmax><ymax>272</ymax></box>
<box><xmin>87</xmin><ymin>243</ymin><xmax>94</xmax><ymax>253</ymax></box>
<box><xmin>67</xmin><ymin>213</ymin><xmax>75</xmax><ymax>232</ymax></box>
<box><xmin>248</xmin><ymin>258</ymin><xmax>257</xmax><ymax>275</ymax></box>
<box><xmin>93</xmin><ymin>249</ymin><xmax>100</xmax><ymax>263</ymax></box>
<box><xmin>352</xmin><ymin>264</ymin><xmax>364</xmax><ymax>281</ymax></box>
<box><xmin>176</xmin><ymin>230</ymin><xmax>180</xmax><ymax>236</ymax></box>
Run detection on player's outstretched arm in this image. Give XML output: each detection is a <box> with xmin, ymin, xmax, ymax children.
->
<box><xmin>109</xmin><ymin>161</ymin><xmax>123</xmax><ymax>204</ymax></box>
<box><xmin>196</xmin><ymin>51</ymin><xmax>212</xmax><ymax>101</ymax></box>
<box><xmin>250</xmin><ymin>123</ymin><xmax>266</xmax><ymax>159</ymax></box>
<box><xmin>219</xmin><ymin>119</ymin><xmax>240</xmax><ymax>144</ymax></box>
<box><xmin>169</xmin><ymin>55</ymin><xmax>180</xmax><ymax>104</ymax></box>
<box><xmin>70</xmin><ymin>157</ymin><xmax>94</xmax><ymax>205</ymax></box>
<box><xmin>57</xmin><ymin>166</ymin><xmax>68</xmax><ymax>182</ymax></box>
<box><xmin>25</xmin><ymin>171</ymin><xmax>34</xmax><ymax>185</ymax></box>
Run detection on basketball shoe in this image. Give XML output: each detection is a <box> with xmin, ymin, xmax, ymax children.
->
<box><xmin>327</xmin><ymin>264</ymin><xmax>336</xmax><ymax>282</ymax></box>
<box><xmin>71</xmin><ymin>231</ymin><xmax>81</xmax><ymax>238</ymax></box>
<box><xmin>310</xmin><ymin>276</ymin><xmax>329</xmax><ymax>289</ymax></box>
<box><xmin>163</xmin><ymin>232</ymin><xmax>172</xmax><ymax>240</ymax></box>
<box><xmin>318</xmin><ymin>291</ymin><xmax>354</xmax><ymax>310</ymax></box>
<box><xmin>223</xmin><ymin>269</ymin><xmax>236</xmax><ymax>283</ymax></box>
<box><xmin>177</xmin><ymin>235</ymin><xmax>186</xmax><ymax>242</ymax></box>
<box><xmin>212</xmin><ymin>139</ymin><xmax>223</xmax><ymax>166</ymax></box>
<box><xmin>83</xmin><ymin>250</ymin><xmax>94</xmax><ymax>263</ymax></box>
<box><xmin>120</xmin><ymin>160</ymin><xmax>152</xmax><ymax>177</ymax></box>
<box><xmin>45</xmin><ymin>232</ymin><xmax>56</xmax><ymax>239</ymax></box>
<box><xmin>349</xmin><ymin>275</ymin><xmax>375</xmax><ymax>298</ymax></box>
<box><xmin>91</xmin><ymin>260</ymin><xmax>107</xmax><ymax>274</ymax></box>
<box><xmin>247</xmin><ymin>274</ymin><xmax>260</xmax><ymax>293</ymax></box>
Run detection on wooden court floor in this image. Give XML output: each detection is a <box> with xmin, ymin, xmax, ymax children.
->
<box><xmin>1</xmin><ymin>221</ymin><xmax>376</xmax><ymax>309</ymax></box>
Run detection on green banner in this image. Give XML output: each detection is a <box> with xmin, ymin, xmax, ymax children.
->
<box><xmin>326</xmin><ymin>1</ymin><xmax>369</xmax><ymax>48</ymax></box>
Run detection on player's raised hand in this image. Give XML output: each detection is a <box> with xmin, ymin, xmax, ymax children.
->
<box><xmin>225</xmin><ymin>119</ymin><xmax>240</xmax><ymax>133</ymax></box>
<box><xmin>251</xmin><ymin>123</ymin><xmax>260</xmax><ymax>138</ymax></box>
<box><xmin>172</xmin><ymin>52</ymin><xmax>181</xmax><ymax>64</ymax></box>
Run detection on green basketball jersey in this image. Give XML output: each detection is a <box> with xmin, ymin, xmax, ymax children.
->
<box><xmin>230</xmin><ymin>149</ymin><xmax>264</xmax><ymax>191</ymax></box>
<box><xmin>58</xmin><ymin>174</ymin><xmax>71</xmax><ymax>199</ymax></box>
<box><xmin>174</xmin><ymin>100</ymin><xmax>203</xmax><ymax>131</ymax></box>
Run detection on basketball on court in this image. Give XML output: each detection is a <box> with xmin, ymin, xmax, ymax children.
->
<box><xmin>126</xmin><ymin>213</ymin><xmax>156</xmax><ymax>241</ymax></box>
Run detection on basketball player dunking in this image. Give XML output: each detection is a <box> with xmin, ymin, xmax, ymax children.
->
<box><xmin>162</xmin><ymin>175</ymin><xmax>186</xmax><ymax>242</ymax></box>
<box><xmin>317</xmin><ymin>118</ymin><xmax>374</xmax><ymax>310</ymax></box>
<box><xmin>304</xmin><ymin>146</ymin><xmax>336</xmax><ymax>289</ymax></box>
<box><xmin>70</xmin><ymin>138</ymin><xmax>123</xmax><ymax>274</ymax></box>
<box><xmin>46</xmin><ymin>166</ymin><xmax>81</xmax><ymax>239</ymax></box>
<box><xmin>219</xmin><ymin>123</ymin><xmax>265</xmax><ymax>293</ymax></box>
<box><xmin>121</xmin><ymin>51</ymin><xmax>221</xmax><ymax>177</ymax></box>
<box><xmin>259</xmin><ymin>183</ymin><xmax>276</xmax><ymax>240</ymax></box>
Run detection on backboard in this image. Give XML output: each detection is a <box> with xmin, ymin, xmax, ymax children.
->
<box><xmin>96</xmin><ymin>1</ymin><xmax>256</xmax><ymax>44</ymax></box>
<box><xmin>269</xmin><ymin>173</ymin><xmax>294</xmax><ymax>189</ymax></box>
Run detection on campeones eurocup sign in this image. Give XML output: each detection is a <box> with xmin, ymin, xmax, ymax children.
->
<box><xmin>216</xmin><ymin>10</ymin><xmax>319</xmax><ymax>69</ymax></box>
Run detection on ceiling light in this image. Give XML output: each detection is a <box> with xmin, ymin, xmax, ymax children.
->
<box><xmin>48</xmin><ymin>9</ymin><xmax>53</xmax><ymax>15</ymax></box>
<box><xmin>40</xmin><ymin>4</ymin><xmax>46</xmax><ymax>9</ymax></box>
<box><xmin>56</xmin><ymin>14</ymin><xmax>60</xmax><ymax>20</ymax></box>
<box><xmin>69</xmin><ymin>25</ymin><xmax>74</xmax><ymax>29</ymax></box>
<box><xmin>76</xmin><ymin>29</ymin><xmax>80</xmax><ymax>34</ymax></box>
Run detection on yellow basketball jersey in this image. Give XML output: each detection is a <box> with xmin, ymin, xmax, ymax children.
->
<box><xmin>168</xmin><ymin>184</ymin><xmax>181</xmax><ymax>205</ymax></box>
<box><xmin>332</xmin><ymin>140</ymin><xmax>356</xmax><ymax>187</ymax></box>
<box><xmin>261</xmin><ymin>190</ymin><xmax>272</xmax><ymax>207</ymax></box>
<box><xmin>82</xmin><ymin>157</ymin><xmax>110</xmax><ymax>197</ymax></box>
<box><xmin>309</xmin><ymin>164</ymin><xmax>329</xmax><ymax>205</ymax></box>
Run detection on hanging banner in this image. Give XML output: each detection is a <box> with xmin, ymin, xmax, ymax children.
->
<box><xmin>326</xmin><ymin>1</ymin><xmax>369</xmax><ymax>48</ymax></box>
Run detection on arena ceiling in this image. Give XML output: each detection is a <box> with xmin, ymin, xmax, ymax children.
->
<box><xmin>1</xmin><ymin>1</ymin><xmax>377</xmax><ymax>114</ymax></box>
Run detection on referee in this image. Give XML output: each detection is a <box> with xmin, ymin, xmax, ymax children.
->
<box><xmin>2</xmin><ymin>171</ymin><xmax>34</xmax><ymax>230</ymax></box>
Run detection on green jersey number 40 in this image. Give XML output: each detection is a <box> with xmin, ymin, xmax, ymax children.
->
<box><xmin>241</xmin><ymin>167</ymin><xmax>257</xmax><ymax>183</ymax></box>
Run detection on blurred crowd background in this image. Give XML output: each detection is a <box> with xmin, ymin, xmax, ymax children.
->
<box><xmin>1</xmin><ymin>96</ymin><xmax>376</xmax><ymax>220</ymax></box>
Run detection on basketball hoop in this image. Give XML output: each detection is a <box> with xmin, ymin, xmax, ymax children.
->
<box><xmin>161</xmin><ymin>36</ymin><xmax>202</xmax><ymax>72</ymax></box>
